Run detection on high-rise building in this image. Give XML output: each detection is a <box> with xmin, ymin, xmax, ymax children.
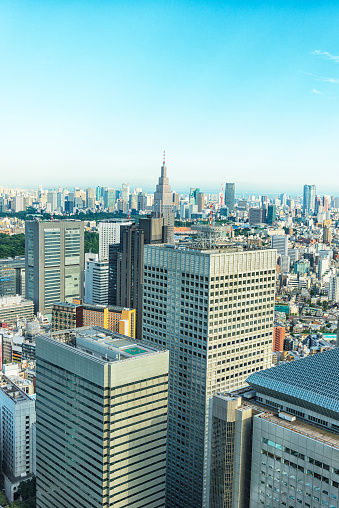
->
<box><xmin>84</xmin><ymin>253</ymin><xmax>109</xmax><ymax>305</ymax></box>
<box><xmin>303</xmin><ymin>184</ymin><xmax>316</xmax><ymax>215</ymax></box>
<box><xmin>266</xmin><ymin>204</ymin><xmax>276</xmax><ymax>224</ymax></box>
<box><xmin>36</xmin><ymin>326</ymin><xmax>169</xmax><ymax>508</ymax></box>
<box><xmin>323</xmin><ymin>225</ymin><xmax>332</xmax><ymax>244</ymax></box>
<box><xmin>121</xmin><ymin>182</ymin><xmax>130</xmax><ymax>202</ymax></box>
<box><xmin>225</xmin><ymin>183</ymin><xmax>235</xmax><ymax>212</ymax></box>
<box><xmin>86</xmin><ymin>188</ymin><xmax>96</xmax><ymax>209</ymax></box>
<box><xmin>112</xmin><ymin>217</ymin><xmax>166</xmax><ymax>338</ymax></box>
<box><xmin>197</xmin><ymin>192</ymin><xmax>205</xmax><ymax>212</ymax></box>
<box><xmin>98</xmin><ymin>220</ymin><xmax>132</xmax><ymax>261</ymax></box>
<box><xmin>25</xmin><ymin>220</ymin><xmax>84</xmax><ymax>315</ymax></box>
<box><xmin>142</xmin><ymin>242</ymin><xmax>276</xmax><ymax>507</ymax></box>
<box><xmin>153</xmin><ymin>155</ymin><xmax>175</xmax><ymax>243</ymax></box>
<box><xmin>273</xmin><ymin>325</ymin><xmax>285</xmax><ymax>351</ymax></box>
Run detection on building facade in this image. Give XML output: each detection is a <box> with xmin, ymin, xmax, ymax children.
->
<box><xmin>0</xmin><ymin>257</ymin><xmax>25</xmax><ymax>297</ymax></box>
<box><xmin>25</xmin><ymin>220</ymin><xmax>84</xmax><ymax>315</ymax></box>
<box><xmin>225</xmin><ymin>183</ymin><xmax>235</xmax><ymax>212</ymax></box>
<box><xmin>303</xmin><ymin>184</ymin><xmax>316</xmax><ymax>215</ymax></box>
<box><xmin>98</xmin><ymin>220</ymin><xmax>131</xmax><ymax>260</ymax></box>
<box><xmin>84</xmin><ymin>254</ymin><xmax>109</xmax><ymax>305</ymax></box>
<box><xmin>142</xmin><ymin>243</ymin><xmax>276</xmax><ymax>507</ymax></box>
<box><xmin>36</xmin><ymin>326</ymin><xmax>169</xmax><ymax>508</ymax></box>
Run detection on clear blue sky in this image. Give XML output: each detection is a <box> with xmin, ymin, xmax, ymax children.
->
<box><xmin>1</xmin><ymin>1</ymin><xmax>339</xmax><ymax>194</ymax></box>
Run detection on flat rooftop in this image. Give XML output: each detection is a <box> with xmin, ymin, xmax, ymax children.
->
<box><xmin>258</xmin><ymin>411</ymin><xmax>339</xmax><ymax>450</ymax></box>
<box><xmin>49</xmin><ymin>326</ymin><xmax>164</xmax><ymax>363</ymax></box>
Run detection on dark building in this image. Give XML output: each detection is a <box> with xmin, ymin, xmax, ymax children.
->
<box><xmin>266</xmin><ymin>204</ymin><xmax>276</xmax><ymax>224</ymax></box>
<box><xmin>225</xmin><ymin>183</ymin><xmax>235</xmax><ymax>212</ymax></box>
<box><xmin>109</xmin><ymin>216</ymin><xmax>166</xmax><ymax>338</ymax></box>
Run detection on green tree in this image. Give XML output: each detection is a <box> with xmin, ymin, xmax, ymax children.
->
<box><xmin>84</xmin><ymin>231</ymin><xmax>99</xmax><ymax>254</ymax></box>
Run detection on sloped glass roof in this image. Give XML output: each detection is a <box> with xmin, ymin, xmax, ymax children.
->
<box><xmin>247</xmin><ymin>348</ymin><xmax>339</xmax><ymax>417</ymax></box>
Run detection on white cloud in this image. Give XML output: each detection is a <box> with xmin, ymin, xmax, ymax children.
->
<box><xmin>313</xmin><ymin>50</ymin><xmax>339</xmax><ymax>63</ymax></box>
<box><xmin>312</xmin><ymin>89</ymin><xmax>321</xmax><ymax>94</ymax></box>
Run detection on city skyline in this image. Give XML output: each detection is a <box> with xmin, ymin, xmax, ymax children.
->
<box><xmin>1</xmin><ymin>2</ymin><xmax>339</xmax><ymax>191</ymax></box>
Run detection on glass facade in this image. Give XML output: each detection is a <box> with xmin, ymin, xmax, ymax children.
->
<box><xmin>44</xmin><ymin>229</ymin><xmax>60</xmax><ymax>267</ymax></box>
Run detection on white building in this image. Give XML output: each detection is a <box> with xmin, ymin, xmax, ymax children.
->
<box><xmin>0</xmin><ymin>375</ymin><xmax>36</xmax><ymax>501</ymax></box>
<box><xmin>271</xmin><ymin>235</ymin><xmax>288</xmax><ymax>257</ymax></box>
<box><xmin>98</xmin><ymin>220</ymin><xmax>131</xmax><ymax>260</ymax></box>
<box><xmin>84</xmin><ymin>253</ymin><xmax>109</xmax><ymax>305</ymax></box>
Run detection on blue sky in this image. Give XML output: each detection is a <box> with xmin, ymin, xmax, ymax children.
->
<box><xmin>1</xmin><ymin>1</ymin><xmax>339</xmax><ymax>194</ymax></box>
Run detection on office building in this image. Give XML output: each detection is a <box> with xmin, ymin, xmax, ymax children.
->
<box><xmin>36</xmin><ymin>326</ymin><xmax>169</xmax><ymax>508</ymax></box>
<box><xmin>98</xmin><ymin>220</ymin><xmax>131</xmax><ymax>261</ymax></box>
<box><xmin>142</xmin><ymin>241</ymin><xmax>276</xmax><ymax>507</ymax></box>
<box><xmin>0</xmin><ymin>257</ymin><xmax>25</xmax><ymax>297</ymax></box>
<box><xmin>197</xmin><ymin>192</ymin><xmax>205</xmax><ymax>212</ymax></box>
<box><xmin>266</xmin><ymin>204</ymin><xmax>276</xmax><ymax>224</ymax></box>
<box><xmin>0</xmin><ymin>295</ymin><xmax>34</xmax><ymax>324</ymax></box>
<box><xmin>207</xmin><ymin>349</ymin><xmax>339</xmax><ymax>507</ymax></box>
<box><xmin>25</xmin><ymin>220</ymin><xmax>84</xmax><ymax>315</ymax></box>
<box><xmin>273</xmin><ymin>325</ymin><xmax>285</xmax><ymax>351</ymax></box>
<box><xmin>153</xmin><ymin>156</ymin><xmax>175</xmax><ymax>244</ymax></box>
<box><xmin>0</xmin><ymin>374</ymin><xmax>36</xmax><ymax>502</ymax></box>
<box><xmin>110</xmin><ymin>217</ymin><xmax>165</xmax><ymax>337</ymax></box>
<box><xmin>249</xmin><ymin>208</ymin><xmax>266</xmax><ymax>225</ymax></box>
<box><xmin>271</xmin><ymin>235</ymin><xmax>288</xmax><ymax>257</ymax></box>
<box><xmin>84</xmin><ymin>253</ymin><xmax>109</xmax><ymax>305</ymax></box>
<box><xmin>303</xmin><ymin>184</ymin><xmax>316</xmax><ymax>215</ymax></box>
<box><xmin>225</xmin><ymin>183</ymin><xmax>235</xmax><ymax>212</ymax></box>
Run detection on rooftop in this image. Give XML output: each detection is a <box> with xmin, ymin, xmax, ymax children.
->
<box><xmin>47</xmin><ymin>326</ymin><xmax>164</xmax><ymax>363</ymax></box>
<box><xmin>247</xmin><ymin>348</ymin><xmax>339</xmax><ymax>419</ymax></box>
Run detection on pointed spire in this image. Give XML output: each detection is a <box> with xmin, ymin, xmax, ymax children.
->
<box><xmin>163</xmin><ymin>150</ymin><xmax>166</xmax><ymax>166</ymax></box>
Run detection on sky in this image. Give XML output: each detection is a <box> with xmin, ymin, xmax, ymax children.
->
<box><xmin>1</xmin><ymin>0</ymin><xmax>339</xmax><ymax>194</ymax></box>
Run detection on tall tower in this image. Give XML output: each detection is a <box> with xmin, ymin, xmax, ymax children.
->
<box><xmin>142</xmin><ymin>241</ymin><xmax>277</xmax><ymax>507</ymax></box>
<box><xmin>25</xmin><ymin>219</ymin><xmax>84</xmax><ymax>315</ymax></box>
<box><xmin>154</xmin><ymin>152</ymin><xmax>175</xmax><ymax>243</ymax></box>
<box><xmin>303</xmin><ymin>184</ymin><xmax>316</xmax><ymax>215</ymax></box>
<box><xmin>225</xmin><ymin>183</ymin><xmax>235</xmax><ymax>212</ymax></box>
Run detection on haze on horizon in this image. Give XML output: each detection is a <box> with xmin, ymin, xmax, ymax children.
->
<box><xmin>1</xmin><ymin>1</ymin><xmax>338</xmax><ymax>194</ymax></box>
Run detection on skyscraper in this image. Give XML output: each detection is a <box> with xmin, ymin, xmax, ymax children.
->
<box><xmin>153</xmin><ymin>154</ymin><xmax>175</xmax><ymax>244</ymax></box>
<box><xmin>303</xmin><ymin>184</ymin><xmax>316</xmax><ymax>215</ymax></box>
<box><xmin>225</xmin><ymin>183</ymin><xmax>235</xmax><ymax>212</ymax></box>
<box><xmin>84</xmin><ymin>253</ymin><xmax>109</xmax><ymax>305</ymax></box>
<box><xmin>25</xmin><ymin>220</ymin><xmax>84</xmax><ymax>315</ymax></box>
<box><xmin>142</xmin><ymin>241</ymin><xmax>276</xmax><ymax>507</ymax></box>
<box><xmin>36</xmin><ymin>326</ymin><xmax>169</xmax><ymax>508</ymax></box>
<box><xmin>98</xmin><ymin>220</ymin><xmax>131</xmax><ymax>260</ymax></box>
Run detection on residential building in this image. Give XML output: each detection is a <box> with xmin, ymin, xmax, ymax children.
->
<box><xmin>142</xmin><ymin>241</ymin><xmax>276</xmax><ymax>507</ymax></box>
<box><xmin>225</xmin><ymin>183</ymin><xmax>235</xmax><ymax>212</ymax></box>
<box><xmin>323</xmin><ymin>225</ymin><xmax>332</xmax><ymax>244</ymax></box>
<box><xmin>0</xmin><ymin>374</ymin><xmax>36</xmax><ymax>502</ymax></box>
<box><xmin>51</xmin><ymin>301</ymin><xmax>83</xmax><ymax>331</ymax></box>
<box><xmin>273</xmin><ymin>325</ymin><xmax>285</xmax><ymax>351</ymax></box>
<box><xmin>25</xmin><ymin>219</ymin><xmax>84</xmax><ymax>315</ymax></box>
<box><xmin>36</xmin><ymin>326</ymin><xmax>169</xmax><ymax>508</ymax></box>
<box><xmin>0</xmin><ymin>296</ymin><xmax>34</xmax><ymax>324</ymax></box>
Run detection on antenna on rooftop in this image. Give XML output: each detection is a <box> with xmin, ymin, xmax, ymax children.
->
<box><xmin>163</xmin><ymin>150</ymin><xmax>166</xmax><ymax>165</ymax></box>
<box><xmin>220</xmin><ymin>179</ymin><xmax>224</xmax><ymax>207</ymax></box>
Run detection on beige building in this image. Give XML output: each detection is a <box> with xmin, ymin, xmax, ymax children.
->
<box><xmin>36</xmin><ymin>326</ymin><xmax>169</xmax><ymax>508</ymax></box>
